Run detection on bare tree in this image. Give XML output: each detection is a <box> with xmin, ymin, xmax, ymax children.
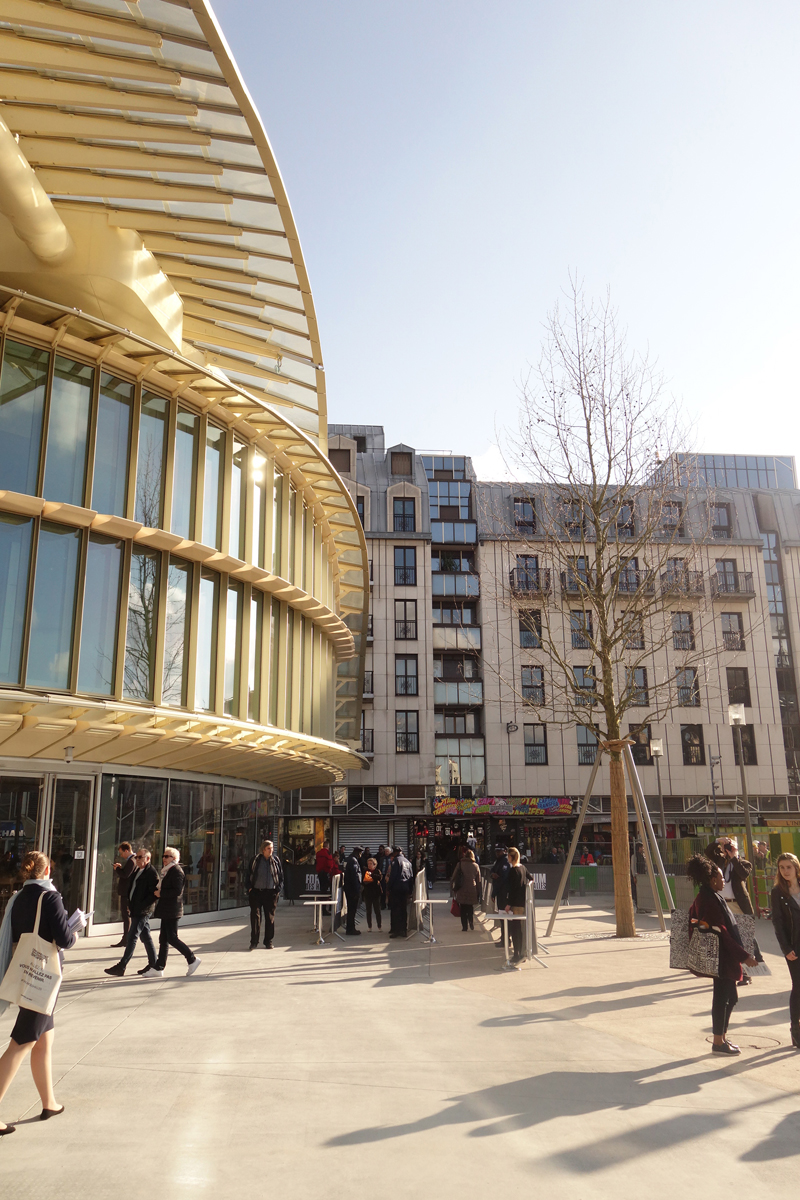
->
<box><xmin>489</xmin><ymin>282</ymin><xmax>721</xmax><ymax>937</ymax></box>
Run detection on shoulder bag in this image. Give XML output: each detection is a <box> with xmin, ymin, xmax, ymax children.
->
<box><xmin>686</xmin><ymin>925</ymin><xmax>720</xmax><ymax>978</ymax></box>
<box><xmin>0</xmin><ymin>891</ymin><xmax>63</xmax><ymax>1015</ymax></box>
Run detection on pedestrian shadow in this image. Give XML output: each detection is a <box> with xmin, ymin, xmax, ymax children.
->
<box><xmin>740</xmin><ymin>1108</ymin><xmax>800</xmax><ymax>1160</ymax></box>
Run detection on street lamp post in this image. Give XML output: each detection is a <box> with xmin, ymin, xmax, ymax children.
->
<box><xmin>730</xmin><ymin>703</ymin><xmax>758</xmax><ymax>916</ymax></box>
<box><xmin>650</xmin><ymin>738</ymin><xmax>666</xmax><ymax>841</ymax></box>
<box><xmin>709</xmin><ymin>755</ymin><xmax>722</xmax><ymax>838</ymax></box>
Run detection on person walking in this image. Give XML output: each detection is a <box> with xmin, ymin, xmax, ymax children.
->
<box><xmin>112</xmin><ymin>842</ymin><xmax>136</xmax><ymax>947</ymax></box>
<box><xmin>378</xmin><ymin>845</ymin><xmax>393</xmax><ymax>910</ymax></box>
<box><xmin>686</xmin><ymin>854</ymin><xmax>756</xmax><ymax>1055</ymax></box>
<box><xmin>770</xmin><ymin>852</ymin><xmax>800</xmax><ymax>1049</ymax></box>
<box><xmin>505</xmin><ymin>847</ymin><xmax>529</xmax><ymax>962</ymax></box>
<box><xmin>362</xmin><ymin>857</ymin><xmax>384</xmax><ymax>931</ymax></box>
<box><xmin>451</xmin><ymin>848</ymin><xmax>482</xmax><ymax>931</ymax></box>
<box><xmin>491</xmin><ymin>845</ymin><xmax>510</xmax><ymax>948</ymax></box>
<box><xmin>387</xmin><ymin>847</ymin><xmax>414</xmax><ymax>938</ymax></box>
<box><xmin>247</xmin><ymin>840</ymin><xmax>284</xmax><ymax>949</ymax></box>
<box><xmin>0</xmin><ymin>851</ymin><xmax>84</xmax><ymax>1132</ymax></box>
<box><xmin>344</xmin><ymin>847</ymin><xmax>363</xmax><ymax>935</ymax></box>
<box><xmin>105</xmin><ymin>849</ymin><xmax>160</xmax><ymax>977</ymax></box>
<box><xmin>153</xmin><ymin>848</ymin><xmax>200</xmax><ymax>977</ymax></box>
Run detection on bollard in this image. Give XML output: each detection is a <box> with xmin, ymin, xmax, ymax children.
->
<box><xmin>579</xmin><ymin>874</ymin><xmax>586</xmax><ymax>897</ymax></box>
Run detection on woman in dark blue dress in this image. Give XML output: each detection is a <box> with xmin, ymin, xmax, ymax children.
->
<box><xmin>0</xmin><ymin>851</ymin><xmax>78</xmax><ymax>1133</ymax></box>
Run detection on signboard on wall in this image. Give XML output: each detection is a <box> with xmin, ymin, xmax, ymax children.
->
<box><xmin>432</xmin><ymin>796</ymin><xmax>573</xmax><ymax>818</ymax></box>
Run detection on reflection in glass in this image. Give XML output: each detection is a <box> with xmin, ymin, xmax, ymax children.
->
<box><xmin>288</xmin><ymin>484</ymin><xmax>296</xmax><ymax>582</ymax></box>
<box><xmin>249</xmin><ymin>590</ymin><xmax>263</xmax><ymax>721</ymax></box>
<box><xmin>0</xmin><ymin>515</ymin><xmax>33</xmax><ymax>685</ymax></box>
<box><xmin>166</xmin><ymin>780</ymin><xmax>221</xmax><ymax>913</ymax></box>
<box><xmin>196</xmin><ymin>569</ymin><xmax>219</xmax><ymax>711</ymax></box>
<box><xmin>0</xmin><ymin>777</ymin><xmax>41</xmax><ymax>886</ymax></box>
<box><xmin>269</xmin><ymin>596</ymin><xmax>280</xmax><ymax>724</ymax></box>
<box><xmin>123</xmin><ymin>545</ymin><xmax>160</xmax><ymax>700</ymax></box>
<box><xmin>171</xmin><ymin>408</ymin><xmax>199</xmax><ymax>539</ymax></box>
<box><xmin>92</xmin><ymin>374</ymin><xmax>133</xmax><ymax>517</ymax></box>
<box><xmin>285</xmin><ymin>605</ymin><xmax>294</xmax><ymax>725</ymax></box>
<box><xmin>272</xmin><ymin>469</ymin><xmax>283</xmax><ymax>573</ymax></box>
<box><xmin>78</xmin><ymin>534</ymin><xmax>123</xmax><ymax>695</ymax></box>
<box><xmin>252</xmin><ymin>453</ymin><xmax>267</xmax><ymax>568</ymax></box>
<box><xmin>0</xmin><ymin>340</ymin><xmax>49</xmax><ymax>496</ymax></box>
<box><xmin>230</xmin><ymin>439</ymin><xmax>246</xmax><ymax>560</ymax></box>
<box><xmin>299</xmin><ymin>615</ymin><xmax>307</xmax><ymax>732</ymax></box>
<box><xmin>27</xmin><ymin>522</ymin><xmax>80</xmax><ymax>689</ymax></box>
<box><xmin>43</xmin><ymin>357</ymin><xmax>93</xmax><ymax>505</ymax></box>
<box><xmin>94</xmin><ymin>774</ymin><xmax>166</xmax><ymax>923</ymax></box>
<box><xmin>224</xmin><ymin>582</ymin><xmax>243</xmax><ymax>717</ymax></box>
<box><xmin>163</xmin><ymin>557</ymin><xmax>191</xmax><ymax>706</ymax></box>
<box><xmin>135</xmin><ymin>392</ymin><xmax>168</xmax><ymax>528</ymax></box>
<box><xmin>203</xmin><ymin>424</ymin><xmax>225</xmax><ymax>548</ymax></box>
<box><xmin>220</xmin><ymin>787</ymin><xmax>261</xmax><ymax>908</ymax></box>
<box><xmin>49</xmin><ymin>778</ymin><xmax>91</xmax><ymax>915</ymax></box>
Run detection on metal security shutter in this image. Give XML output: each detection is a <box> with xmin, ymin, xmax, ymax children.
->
<box><xmin>335</xmin><ymin>820</ymin><xmax>389</xmax><ymax>852</ymax></box>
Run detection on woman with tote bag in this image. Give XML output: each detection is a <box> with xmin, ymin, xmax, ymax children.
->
<box><xmin>0</xmin><ymin>851</ymin><xmax>82</xmax><ymax>1133</ymax></box>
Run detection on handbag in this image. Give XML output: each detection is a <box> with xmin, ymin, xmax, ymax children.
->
<box><xmin>733</xmin><ymin>913</ymin><xmax>771</xmax><ymax>976</ymax></box>
<box><xmin>686</xmin><ymin>925</ymin><xmax>720</xmax><ymax>978</ymax></box>
<box><xmin>0</xmin><ymin>891</ymin><xmax>63</xmax><ymax>1015</ymax></box>
<box><xmin>669</xmin><ymin>908</ymin><xmax>691</xmax><ymax>970</ymax></box>
<box><xmin>450</xmin><ymin>899</ymin><xmax>461</xmax><ymax>918</ymax></box>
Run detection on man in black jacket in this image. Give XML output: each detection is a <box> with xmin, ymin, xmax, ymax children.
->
<box><xmin>105</xmin><ymin>849</ymin><xmax>159</xmax><ymax>977</ymax></box>
<box><xmin>247</xmin><ymin>840</ymin><xmax>284</xmax><ymax>949</ymax></box>
<box><xmin>344</xmin><ymin>847</ymin><xmax>363</xmax><ymax>935</ymax></box>
<box><xmin>387</xmin><ymin>847</ymin><xmax>414</xmax><ymax>938</ymax></box>
<box><xmin>112</xmin><ymin>841</ymin><xmax>136</xmax><ymax>947</ymax></box>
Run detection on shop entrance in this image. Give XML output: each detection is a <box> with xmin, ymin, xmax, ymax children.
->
<box><xmin>46</xmin><ymin>776</ymin><xmax>95</xmax><ymax>917</ymax></box>
<box><xmin>414</xmin><ymin>819</ymin><xmax>490</xmax><ymax>878</ymax></box>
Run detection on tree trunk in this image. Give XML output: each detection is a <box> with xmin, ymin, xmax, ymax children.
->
<box><xmin>609</xmin><ymin>754</ymin><xmax>636</xmax><ymax>937</ymax></box>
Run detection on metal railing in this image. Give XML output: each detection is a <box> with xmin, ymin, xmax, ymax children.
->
<box><xmin>723</xmin><ymin>631</ymin><xmax>745</xmax><ymax>651</ymax></box>
<box><xmin>393</xmin><ymin>515</ymin><xmax>416</xmax><ymax>532</ymax></box>
<box><xmin>616</xmin><ymin>569</ymin><xmax>655</xmax><ymax>594</ymax></box>
<box><xmin>363</xmin><ymin>671</ymin><xmax>373</xmax><ymax>696</ymax></box>
<box><xmin>509</xmin><ymin>568</ymin><xmax>551</xmax><ymax>595</ymax></box>
<box><xmin>711</xmin><ymin>571</ymin><xmax>754</xmax><ymax>598</ymax></box>
<box><xmin>395</xmin><ymin>620</ymin><xmax>417</xmax><ymax>639</ymax></box>
<box><xmin>660</xmin><ymin>570</ymin><xmax>705</xmax><ymax>596</ymax></box>
<box><xmin>361</xmin><ymin>729</ymin><xmax>374</xmax><ymax>754</ymax></box>
<box><xmin>577</xmin><ymin>745</ymin><xmax>598</xmax><ymax>765</ymax></box>
<box><xmin>366</xmin><ymin>614</ymin><xmax>373</xmax><ymax>640</ymax></box>
<box><xmin>561</xmin><ymin>570</ymin><xmax>594</xmax><ymax>594</ymax></box>
<box><xmin>394</xmin><ymin>567</ymin><xmax>417</xmax><ymax>585</ymax></box>
<box><xmin>672</xmin><ymin>632</ymin><xmax>695</xmax><ymax>651</ymax></box>
<box><xmin>395</xmin><ymin>676</ymin><xmax>418</xmax><ymax>696</ymax></box>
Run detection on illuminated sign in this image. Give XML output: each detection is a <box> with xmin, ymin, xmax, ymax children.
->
<box><xmin>432</xmin><ymin>796</ymin><xmax>572</xmax><ymax>817</ymax></box>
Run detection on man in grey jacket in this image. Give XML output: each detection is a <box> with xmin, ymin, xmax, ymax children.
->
<box><xmin>247</xmin><ymin>840</ymin><xmax>284</xmax><ymax>949</ymax></box>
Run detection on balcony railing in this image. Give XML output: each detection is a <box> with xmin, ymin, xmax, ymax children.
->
<box><xmin>395</xmin><ymin>620</ymin><xmax>417</xmax><ymax>639</ymax></box>
<box><xmin>524</xmin><ymin>745</ymin><xmax>547</xmax><ymax>765</ymax></box>
<box><xmin>433</xmin><ymin>573</ymin><xmax>479</xmax><ymax>597</ymax></box>
<box><xmin>369</xmin><ymin>559</ymin><xmax>373</xmax><ymax>586</ymax></box>
<box><xmin>723</xmin><ymin>631</ymin><xmax>745</xmax><ymax>651</ymax></box>
<box><xmin>577</xmin><ymin>745</ymin><xmax>598</xmax><ymax>765</ymax></box>
<box><xmin>616</xmin><ymin>569</ymin><xmax>655</xmax><ymax>595</ymax></box>
<box><xmin>360</xmin><ymin>729</ymin><xmax>374</xmax><ymax>755</ymax></box>
<box><xmin>432</xmin><ymin>626</ymin><xmax>481</xmax><ymax>651</ymax></box>
<box><xmin>560</xmin><ymin>570</ymin><xmax>594</xmax><ymax>594</ymax></box>
<box><xmin>394</xmin><ymin>567</ymin><xmax>417</xmax><ymax>586</ymax></box>
<box><xmin>393</xmin><ymin>516</ymin><xmax>416</xmax><ymax>532</ymax></box>
<box><xmin>395</xmin><ymin>676</ymin><xmax>418</xmax><ymax>696</ymax></box>
<box><xmin>522</xmin><ymin>685</ymin><xmax>545</xmax><ymax>705</ymax></box>
<box><xmin>431</xmin><ymin>520</ymin><xmax>477</xmax><ymax>544</ymax></box>
<box><xmin>363</xmin><ymin>671</ymin><xmax>373</xmax><ymax>697</ymax></box>
<box><xmin>672</xmin><ymin>632</ymin><xmax>695</xmax><ymax>651</ymax></box>
<box><xmin>677</xmin><ymin>687</ymin><xmax>700</xmax><ymax>707</ymax></box>
<box><xmin>509</xmin><ymin>568</ymin><xmax>551</xmax><ymax>595</ymax></box>
<box><xmin>366</xmin><ymin>614</ymin><xmax>373</xmax><ymax>641</ymax></box>
<box><xmin>660</xmin><ymin>570</ymin><xmax>705</xmax><ymax>596</ymax></box>
<box><xmin>711</xmin><ymin>571</ymin><xmax>754</xmax><ymax>599</ymax></box>
<box><xmin>434</xmin><ymin>680</ymin><xmax>483</xmax><ymax>705</ymax></box>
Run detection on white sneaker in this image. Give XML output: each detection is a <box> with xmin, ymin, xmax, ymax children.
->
<box><xmin>142</xmin><ymin>967</ymin><xmax>163</xmax><ymax>979</ymax></box>
<box><xmin>186</xmin><ymin>957</ymin><xmax>201</xmax><ymax>977</ymax></box>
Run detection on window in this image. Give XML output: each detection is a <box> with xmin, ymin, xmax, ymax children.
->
<box><xmin>435</xmin><ymin>736</ymin><xmax>485</xmax><ymax>794</ymax></box>
<box><xmin>715</xmin><ymin>560</ymin><xmax>738</xmax><ymax>593</ymax></box>
<box><xmin>623</xmin><ymin>613</ymin><xmax>644</xmax><ymax>649</ymax></box>
<box><xmin>433</xmin><ymin>602</ymin><xmax>474</xmax><ymax>625</ymax></box>
<box><xmin>391</xmin><ymin>451</ymin><xmax>413</xmax><ymax>476</ymax></box>
<box><xmin>577</xmin><ymin>726</ymin><xmax>598</xmax><ymax>765</ymax></box>
<box><xmin>356</xmin><ymin>495</ymin><xmax>365</xmax><ymax>528</ymax></box>
<box><xmin>393</xmin><ymin>497</ymin><xmax>416</xmax><ymax>532</ymax></box>
<box><xmin>355</xmin><ymin>435</ymin><xmax>367</xmax><ymax>454</ymax></box>
<box><xmin>27</xmin><ymin>522</ymin><xmax>81</xmax><ymax>691</ymax></box>
<box><xmin>435</xmin><ymin>656</ymin><xmax>478</xmax><ymax>680</ymax></box>
<box><xmin>565</xmin><ymin>555</ymin><xmax>590</xmax><ymax>588</ymax></box>
<box><xmin>570</xmin><ymin>609</ymin><xmax>593</xmax><ymax>649</ymax></box>
<box><xmin>662</xmin><ymin>501</ymin><xmax>684</xmax><ymax>538</ymax></box>
<box><xmin>330</xmin><ymin>447</ymin><xmax>351</xmax><ymax>474</ymax></box>
<box><xmin>617</xmin><ymin>499</ymin><xmax>635</xmax><ymax>539</ymax></box>
<box><xmin>166</xmin><ymin>780</ymin><xmax>221</xmax><ymax>914</ymax></box>
<box><xmin>436</xmin><ymin>712</ymin><xmax>479</xmax><ymax>734</ymax></box>
<box><xmin>135</xmin><ymin>392</ymin><xmax>169</xmax><ymax>529</ymax></box>
<box><xmin>514</xmin><ymin>498</ymin><xmax>536</xmax><ymax>529</ymax></box>
<box><xmin>618</xmin><ymin>557</ymin><xmax>644</xmax><ymax>593</ymax></box>
<box><xmin>521</xmin><ymin>666</ymin><xmax>545</xmax><ymax>704</ymax></box>
<box><xmin>396</xmin><ymin>710</ymin><xmax>419</xmax><ymax>753</ymax></box>
<box><xmin>202</xmin><ymin>423</ymin><xmax>225</xmax><ymax>549</ymax></box>
<box><xmin>0</xmin><ymin>340</ymin><xmax>48</xmax><ymax>497</ymax></box>
<box><xmin>573</xmin><ymin>666</ymin><xmax>596</xmax><ymax>705</ymax></box>
<box><xmin>196</xmin><ymin>569</ymin><xmax>220</xmax><ymax>711</ymax></box>
<box><xmin>711</xmin><ymin>503</ymin><xmax>731</xmax><ymax>539</ymax></box>
<box><xmin>78</xmin><ymin>534</ymin><xmax>123</xmax><ymax>696</ymax></box>
<box><xmin>0</xmin><ymin>514</ymin><xmax>33</xmax><ymax>685</ymax></box>
<box><xmin>721</xmin><ymin>612</ymin><xmax>745</xmax><ymax>651</ymax></box>
<box><xmin>672</xmin><ymin>611</ymin><xmax>695</xmax><ymax>651</ymax></box>
<box><xmin>224</xmin><ymin>582</ymin><xmax>244</xmax><ymax>716</ymax></box>
<box><xmin>727</xmin><ymin>667</ymin><xmax>751</xmax><ymax>707</ymax></box>
<box><xmin>514</xmin><ymin>554</ymin><xmax>539</xmax><ymax>588</ymax></box>
<box><xmin>524</xmin><ymin>723</ymin><xmax>547</xmax><ymax>765</ymax></box>
<box><xmin>681</xmin><ymin>724</ymin><xmax>705</xmax><ymax>766</ymax></box>
<box><xmin>230</xmin><ymin>440</ymin><xmax>247</xmax><ymax>560</ymax></box>
<box><xmin>519</xmin><ymin>610</ymin><xmax>542</xmax><ymax>648</ymax></box>
<box><xmin>563</xmin><ymin>500</ymin><xmax>584</xmax><ymax>538</ymax></box>
<box><xmin>171</xmin><ymin>408</ymin><xmax>199</xmax><ymax>540</ymax></box>
<box><xmin>434</xmin><ymin>550</ymin><xmax>473</xmax><ymax>573</ymax></box>
<box><xmin>394</xmin><ymin>546</ymin><xmax>417</xmax><ymax>585</ymax></box>
<box><xmin>163</xmin><ymin>557</ymin><xmax>191</xmax><ymax>707</ymax></box>
<box><xmin>628</xmin><ymin>724</ymin><xmax>652</xmax><ymax>766</ymax></box>
<box><xmin>43</xmin><ymin>357</ymin><xmax>93</xmax><ymax>506</ymax></box>
<box><xmin>395</xmin><ymin>599</ymin><xmax>417</xmax><ymax>639</ymax></box>
<box><xmin>423</xmin><ymin>455</ymin><xmax>466</xmax><ymax>481</ymax></box>
<box><xmin>123</xmin><ymin>545</ymin><xmax>160</xmax><ymax>701</ymax></box>
<box><xmin>627</xmin><ymin>667</ymin><xmax>649</xmax><ymax>706</ymax></box>
<box><xmin>395</xmin><ymin>655</ymin><xmax>418</xmax><ymax>696</ymax></box>
<box><xmin>92</xmin><ymin>373</ymin><xmax>133</xmax><ymax>517</ymax></box>
<box><xmin>732</xmin><ymin>724</ymin><xmax>757</xmax><ymax>766</ymax></box>
<box><xmin>676</xmin><ymin>667</ymin><xmax>700</xmax><ymax>706</ymax></box>
<box><xmin>429</xmin><ymin>480</ymin><xmax>470</xmax><ymax>519</ymax></box>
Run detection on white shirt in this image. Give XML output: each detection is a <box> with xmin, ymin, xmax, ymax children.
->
<box><xmin>721</xmin><ymin>861</ymin><xmax>736</xmax><ymax>900</ymax></box>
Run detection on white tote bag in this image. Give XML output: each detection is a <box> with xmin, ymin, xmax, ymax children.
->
<box><xmin>0</xmin><ymin>891</ymin><xmax>62</xmax><ymax>1015</ymax></box>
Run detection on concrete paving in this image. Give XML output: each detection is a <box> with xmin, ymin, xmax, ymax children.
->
<box><xmin>1</xmin><ymin>891</ymin><xmax>799</xmax><ymax>1197</ymax></box>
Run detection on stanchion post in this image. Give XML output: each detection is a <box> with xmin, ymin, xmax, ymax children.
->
<box><xmin>623</xmin><ymin>744</ymin><xmax>673</xmax><ymax>913</ymax></box>
<box><xmin>625</xmin><ymin>759</ymin><xmax>665</xmax><ymax>931</ymax></box>
<box><xmin>545</xmin><ymin>750</ymin><xmax>604</xmax><ymax>937</ymax></box>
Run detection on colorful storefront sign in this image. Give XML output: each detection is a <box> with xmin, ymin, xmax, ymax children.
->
<box><xmin>432</xmin><ymin>796</ymin><xmax>573</xmax><ymax>818</ymax></box>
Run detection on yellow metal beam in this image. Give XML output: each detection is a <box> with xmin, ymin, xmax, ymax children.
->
<box><xmin>35</xmin><ymin>170</ymin><xmax>232</xmax><ymax>203</ymax></box>
<box><xmin>154</xmin><ymin>254</ymin><xmax>300</xmax><ymax>292</ymax></box>
<box><xmin>142</xmin><ymin>233</ymin><xmax>247</xmax><ymax>259</ymax></box>
<box><xmin>2</xmin><ymin>0</ymin><xmax>163</xmax><ymax>46</ymax></box>
<box><xmin>0</xmin><ymin>72</ymin><xmax>198</xmax><ymax>114</ymax></box>
<box><xmin>0</xmin><ymin>108</ymin><xmax>211</xmax><ymax>145</ymax></box>
<box><xmin>0</xmin><ymin>31</ymin><xmax>181</xmax><ymax>85</ymax></box>
<box><xmin>20</xmin><ymin>138</ymin><xmax>223</xmax><ymax>175</ymax></box>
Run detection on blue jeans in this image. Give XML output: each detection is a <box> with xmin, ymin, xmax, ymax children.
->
<box><xmin>120</xmin><ymin>913</ymin><xmax>156</xmax><ymax>969</ymax></box>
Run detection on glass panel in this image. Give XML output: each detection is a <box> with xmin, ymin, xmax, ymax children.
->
<box><xmin>272</xmin><ymin>469</ymin><xmax>283</xmax><ymax>573</ymax></box>
<box><xmin>285</xmin><ymin>605</ymin><xmax>294</xmax><ymax>724</ymax></box>
<box><xmin>27</xmin><ymin>521</ymin><xmax>80</xmax><ymax>689</ymax></box>
<box><xmin>202</xmin><ymin>423</ymin><xmax>225</xmax><ymax>548</ymax></box>
<box><xmin>123</xmin><ymin>546</ymin><xmax>160</xmax><ymax>701</ymax></box>
<box><xmin>224</xmin><ymin>581</ymin><xmax>243</xmax><ymax>716</ymax></box>
<box><xmin>92</xmin><ymin>374</ymin><xmax>133</xmax><ymax>517</ymax></box>
<box><xmin>171</xmin><ymin>408</ymin><xmax>199</xmax><ymax>539</ymax></box>
<box><xmin>77</xmin><ymin>535</ymin><xmax>123</xmax><ymax>695</ymax></box>
<box><xmin>288</xmin><ymin>485</ymin><xmax>296</xmax><ymax>582</ymax></box>
<box><xmin>196</xmin><ymin>569</ymin><xmax>219</xmax><ymax>711</ymax></box>
<box><xmin>49</xmin><ymin>777</ymin><xmax>92</xmax><ymax>915</ymax></box>
<box><xmin>166</xmin><ymin>780</ymin><xmax>221</xmax><ymax>914</ymax></box>
<box><xmin>269</xmin><ymin>596</ymin><xmax>280</xmax><ymax>724</ymax></box>
<box><xmin>220</xmin><ymin>787</ymin><xmax>261</xmax><ymax>909</ymax></box>
<box><xmin>94</xmin><ymin>774</ymin><xmax>166</xmax><ymax>924</ymax></box>
<box><xmin>0</xmin><ymin>778</ymin><xmax>42</xmax><ymax>907</ymax></box>
<box><xmin>0</xmin><ymin>340</ymin><xmax>48</xmax><ymax>496</ymax></box>
<box><xmin>163</xmin><ymin>557</ymin><xmax>191</xmax><ymax>706</ymax></box>
<box><xmin>135</xmin><ymin>392</ymin><xmax>168</xmax><ymax>528</ymax></box>
<box><xmin>249</xmin><ymin>590</ymin><xmax>263</xmax><ymax>721</ymax></box>
<box><xmin>43</xmin><ymin>357</ymin><xmax>93</xmax><ymax>505</ymax></box>
<box><xmin>230</xmin><ymin>439</ymin><xmax>246</xmax><ymax>560</ymax></box>
<box><xmin>252</xmin><ymin>453</ymin><xmax>267</xmax><ymax>568</ymax></box>
<box><xmin>0</xmin><ymin>514</ymin><xmax>33</xmax><ymax>685</ymax></box>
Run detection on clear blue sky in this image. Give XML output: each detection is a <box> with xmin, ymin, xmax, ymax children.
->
<box><xmin>213</xmin><ymin>1</ymin><xmax>800</xmax><ymax>477</ymax></box>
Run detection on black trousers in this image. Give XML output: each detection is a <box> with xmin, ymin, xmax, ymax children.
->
<box><xmin>318</xmin><ymin>871</ymin><xmax>330</xmax><ymax>895</ymax></box>
<box><xmin>787</xmin><ymin>955</ymin><xmax>800</xmax><ymax>1025</ymax></box>
<box><xmin>156</xmin><ymin>917</ymin><xmax>194</xmax><ymax>969</ymax></box>
<box><xmin>389</xmin><ymin>894</ymin><xmax>408</xmax><ymax>936</ymax></box>
<box><xmin>250</xmin><ymin>887</ymin><xmax>279</xmax><ymax>946</ymax></box>
<box><xmin>120</xmin><ymin>898</ymin><xmax>130</xmax><ymax>939</ymax></box>
<box><xmin>711</xmin><ymin>976</ymin><xmax>739</xmax><ymax>1036</ymax></box>
<box><xmin>345</xmin><ymin>887</ymin><xmax>361</xmax><ymax>932</ymax></box>
<box><xmin>460</xmin><ymin>903</ymin><xmax>474</xmax><ymax>931</ymax></box>
<box><xmin>364</xmin><ymin>892</ymin><xmax>382</xmax><ymax>928</ymax></box>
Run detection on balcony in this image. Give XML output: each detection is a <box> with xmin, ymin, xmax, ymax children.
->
<box><xmin>363</xmin><ymin>671</ymin><xmax>373</xmax><ymax>698</ymax></box>
<box><xmin>509</xmin><ymin>568</ymin><xmax>551</xmax><ymax>596</ymax></box>
<box><xmin>433</xmin><ymin>573</ymin><xmax>479</xmax><ymax>598</ymax></box>
<box><xmin>369</xmin><ymin>559</ymin><xmax>373</xmax><ymax>588</ymax></box>
<box><xmin>434</xmin><ymin>680</ymin><xmax>483</xmax><ymax>705</ymax></box>
<box><xmin>660</xmin><ymin>570</ymin><xmax>705</xmax><ymax>597</ymax></box>
<box><xmin>393</xmin><ymin>516</ymin><xmax>416</xmax><ymax>533</ymax></box>
<box><xmin>561</xmin><ymin>570</ymin><xmax>594</xmax><ymax>595</ymax></box>
<box><xmin>394</xmin><ymin>567</ymin><xmax>417</xmax><ymax>586</ymax></box>
<box><xmin>578</xmin><ymin>745</ymin><xmax>598</xmax><ymax>765</ymax></box>
<box><xmin>672</xmin><ymin>633</ymin><xmax>695</xmax><ymax>652</ymax></box>
<box><xmin>616</xmin><ymin>569</ymin><xmax>655</xmax><ymax>595</ymax></box>
<box><xmin>711</xmin><ymin>571</ymin><xmax>755</xmax><ymax>600</ymax></box>
<box><xmin>360</xmin><ymin>729</ymin><xmax>374</xmax><ymax>756</ymax></box>
<box><xmin>366</xmin><ymin>614</ymin><xmax>373</xmax><ymax>642</ymax></box>
<box><xmin>395</xmin><ymin>620</ymin><xmax>417</xmax><ymax>639</ymax></box>
<box><xmin>723</xmin><ymin>631</ymin><xmax>745</xmax><ymax>651</ymax></box>
<box><xmin>432</xmin><ymin>626</ymin><xmax>481</xmax><ymax>651</ymax></box>
<box><xmin>431</xmin><ymin>520</ymin><xmax>477</xmax><ymax>544</ymax></box>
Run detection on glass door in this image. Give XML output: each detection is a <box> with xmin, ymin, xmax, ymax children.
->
<box><xmin>0</xmin><ymin>776</ymin><xmax>44</xmax><ymax>918</ymax></box>
<box><xmin>48</xmin><ymin>777</ymin><xmax>94</xmax><ymax>917</ymax></box>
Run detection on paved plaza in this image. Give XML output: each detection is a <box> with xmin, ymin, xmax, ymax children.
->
<box><xmin>1</xmin><ymin>893</ymin><xmax>799</xmax><ymax>1197</ymax></box>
